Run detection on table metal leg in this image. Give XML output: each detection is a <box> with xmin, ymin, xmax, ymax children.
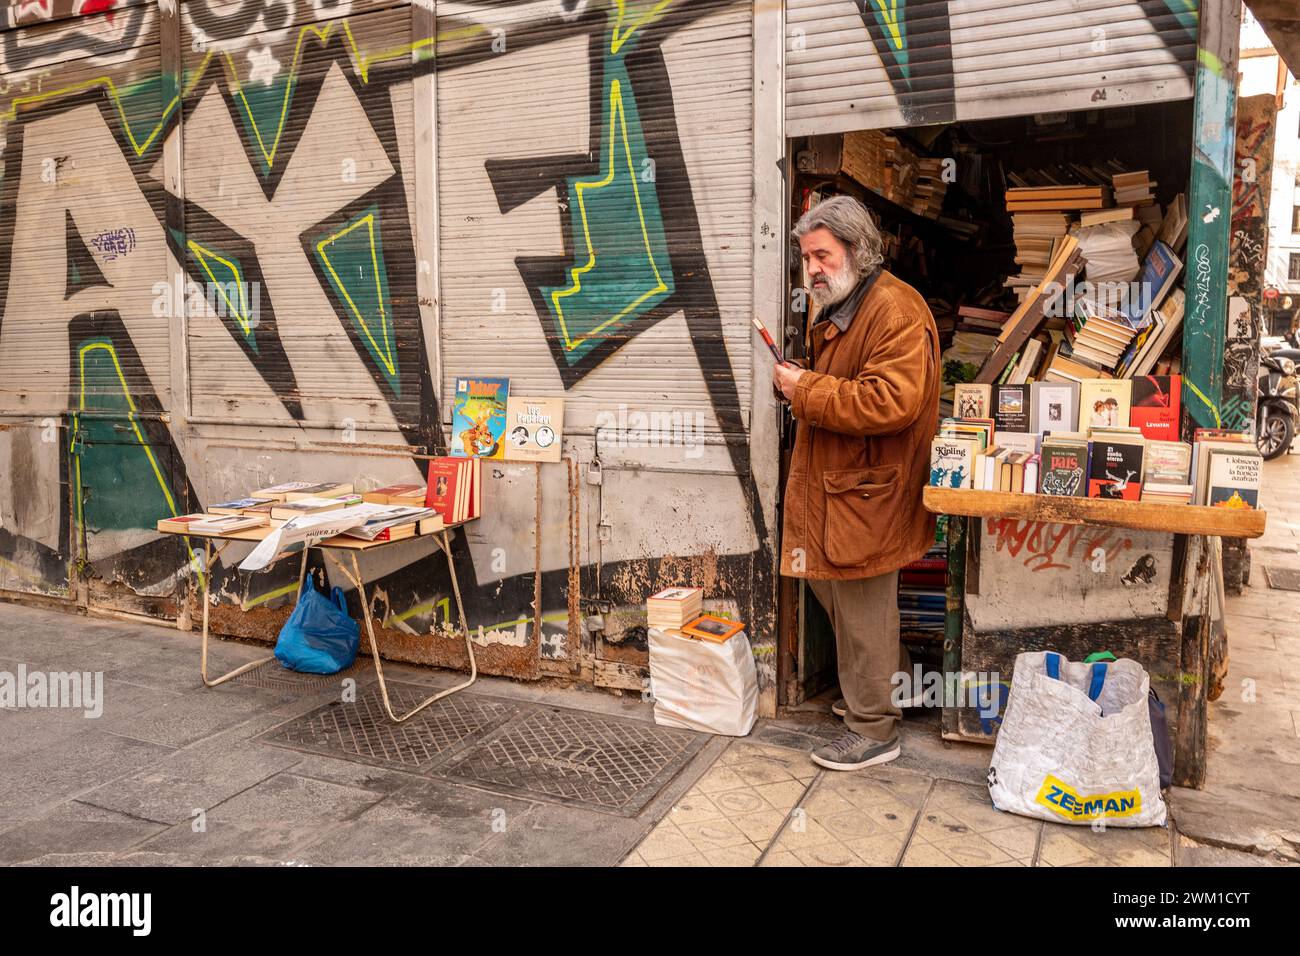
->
<box><xmin>200</xmin><ymin>537</ymin><xmax>276</xmax><ymax>687</ymax></box>
<box><xmin>327</xmin><ymin>534</ymin><xmax>478</xmax><ymax>723</ymax></box>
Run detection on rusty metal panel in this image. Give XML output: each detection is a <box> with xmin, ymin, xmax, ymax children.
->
<box><xmin>786</xmin><ymin>0</ymin><xmax>1200</xmax><ymax>136</ymax></box>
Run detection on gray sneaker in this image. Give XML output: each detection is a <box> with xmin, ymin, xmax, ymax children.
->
<box><xmin>811</xmin><ymin>730</ymin><xmax>901</xmax><ymax>771</ymax></box>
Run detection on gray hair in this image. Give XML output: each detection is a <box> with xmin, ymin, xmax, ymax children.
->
<box><xmin>791</xmin><ymin>196</ymin><xmax>884</xmax><ymax>274</ymax></box>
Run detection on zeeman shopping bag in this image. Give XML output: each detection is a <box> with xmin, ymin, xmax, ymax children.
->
<box><xmin>987</xmin><ymin>651</ymin><xmax>1167</xmax><ymax>827</ymax></box>
<box><xmin>273</xmin><ymin>581</ymin><xmax>360</xmax><ymax>675</ymax></box>
<box><xmin>648</xmin><ymin>627</ymin><xmax>758</xmax><ymax>736</ymax></box>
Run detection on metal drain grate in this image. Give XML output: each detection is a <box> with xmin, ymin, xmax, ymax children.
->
<box><xmin>439</xmin><ymin>706</ymin><xmax>707</xmax><ymax>816</ymax></box>
<box><xmin>229</xmin><ymin>659</ymin><xmax>369</xmax><ymax>693</ymax></box>
<box><xmin>262</xmin><ymin>682</ymin><xmax>518</xmax><ymax>772</ymax></box>
<box><xmin>1264</xmin><ymin>566</ymin><xmax>1300</xmax><ymax>592</ymax></box>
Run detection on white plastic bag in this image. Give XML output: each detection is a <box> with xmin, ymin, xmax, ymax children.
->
<box><xmin>648</xmin><ymin>627</ymin><xmax>757</xmax><ymax>737</ymax></box>
<box><xmin>987</xmin><ymin>651</ymin><xmax>1167</xmax><ymax>827</ymax></box>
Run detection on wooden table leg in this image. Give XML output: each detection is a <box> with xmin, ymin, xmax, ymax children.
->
<box><xmin>200</xmin><ymin>538</ymin><xmax>276</xmax><ymax>687</ymax></box>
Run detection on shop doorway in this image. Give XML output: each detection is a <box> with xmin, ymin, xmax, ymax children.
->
<box><xmin>776</xmin><ymin>98</ymin><xmax>1196</xmax><ymax>707</ymax></box>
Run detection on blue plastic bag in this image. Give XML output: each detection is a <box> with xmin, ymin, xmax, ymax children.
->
<box><xmin>274</xmin><ymin>581</ymin><xmax>360</xmax><ymax>674</ymax></box>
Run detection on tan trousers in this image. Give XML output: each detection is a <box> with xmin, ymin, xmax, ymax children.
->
<box><xmin>809</xmin><ymin>572</ymin><xmax>910</xmax><ymax>743</ymax></box>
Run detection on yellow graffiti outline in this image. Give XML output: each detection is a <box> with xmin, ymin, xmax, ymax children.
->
<box><xmin>870</xmin><ymin>0</ymin><xmax>905</xmax><ymax>52</ymax></box>
<box><xmin>550</xmin><ymin>78</ymin><xmax>669</xmax><ymax>352</ymax></box>
<box><xmin>242</xmin><ymin>581</ymin><xmax>298</xmax><ymax>611</ymax></box>
<box><xmin>315</xmin><ymin>212</ymin><xmax>397</xmax><ymax>377</ymax></box>
<box><xmin>71</xmin><ymin>342</ymin><xmax>203</xmax><ymax>583</ymax></box>
<box><xmin>1</xmin><ymin>21</ymin><xmax>446</xmax><ymax>162</ymax></box>
<box><xmin>226</xmin><ymin>22</ymin><xmax>439</xmax><ymax>169</ymax></box>
<box><xmin>610</xmin><ymin>0</ymin><xmax>676</xmax><ymax>55</ymax></box>
<box><xmin>188</xmin><ymin>240</ymin><xmax>253</xmax><ymax>336</ymax></box>
<box><xmin>1183</xmin><ymin>377</ymin><xmax>1222</xmax><ymax>427</ymax></box>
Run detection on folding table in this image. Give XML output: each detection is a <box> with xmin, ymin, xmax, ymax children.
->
<box><xmin>162</xmin><ymin>520</ymin><xmax>477</xmax><ymax>723</ymax></box>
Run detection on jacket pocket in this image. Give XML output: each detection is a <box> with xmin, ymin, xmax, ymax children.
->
<box><xmin>822</xmin><ymin>465</ymin><xmax>901</xmax><ymax>567</ymax></box>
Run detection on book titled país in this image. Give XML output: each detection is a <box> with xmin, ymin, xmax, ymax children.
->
<box><xmin>1038</xmin><ymin>439</ymin><xmax>1088</xmax><ymax>497</ymax></box>
<box><xmin>450</xmin><ymin>376</ymin><xmax>510</xmax><ymax>459</ymax></box>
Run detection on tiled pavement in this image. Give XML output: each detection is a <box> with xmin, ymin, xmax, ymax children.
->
<box><xmin>625</xmin><ymin>450</ymin><xmax>1300</xmax><ymax>868</ymax></box>
<box><xmin>1</xmin><ymin>457</ymin><xmax>1298</xmax><ymax>866</ymax></box>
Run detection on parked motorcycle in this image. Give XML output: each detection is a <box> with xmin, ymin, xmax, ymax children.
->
<box><xmin>1257</xmin><ymin>352</ymin><xmax>1298</xmax><ymax>460</ymax></box>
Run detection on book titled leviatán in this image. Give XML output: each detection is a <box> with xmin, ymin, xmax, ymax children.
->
<box><xmin>450</xmin><ymin>376</ymin><xmax>510</xmax><ymax>459</ymax></box>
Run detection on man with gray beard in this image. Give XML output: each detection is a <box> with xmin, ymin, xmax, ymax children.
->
<box><xmin>773</xmin><ymin>196</ymin><xmax>940</xmax><ymax>770</ymax></box>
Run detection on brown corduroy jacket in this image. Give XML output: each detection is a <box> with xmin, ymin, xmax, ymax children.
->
<box><xmin>780</xmin><ymin>270</ymin><xmax>940</xmax><ymax>580</ymax></box>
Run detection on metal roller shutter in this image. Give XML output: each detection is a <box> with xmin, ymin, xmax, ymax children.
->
<box><xmin>787</xmin><ymin>0</ymin><xmax>1200</xmax><ymax>135</ymax></box>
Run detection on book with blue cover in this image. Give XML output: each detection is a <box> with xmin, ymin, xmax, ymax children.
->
<box><xmin>1123</xmin><ymin>240</ymin><xmax>1181</xmax><ymax>327</ymax></box>
<box><xmin>450</xmin><ymin>376</ymin><xmax>510</xmax><ymax>458</ymax></box>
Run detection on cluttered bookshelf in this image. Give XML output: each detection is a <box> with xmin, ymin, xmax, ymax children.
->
<box><xmin>787</xmin><ymin>100</ymin><xmax>1264</xmax><ymax>641</ymax></box>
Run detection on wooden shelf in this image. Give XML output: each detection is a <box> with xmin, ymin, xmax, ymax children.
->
<box><xmin>923</xmin><ymin>486</ymin><xmax>1267</xmax><ymax>539</ymax></box>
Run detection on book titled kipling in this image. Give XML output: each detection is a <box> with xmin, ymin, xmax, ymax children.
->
<box><xmin>1087</xmin><ymin>440</ymin><xmax>1145</xmax><ymax>501</ymax></box>
<box><xmin>929</xmin><ymin>437</ymin><xmax>980</xmax><ymax>489</ymax></box>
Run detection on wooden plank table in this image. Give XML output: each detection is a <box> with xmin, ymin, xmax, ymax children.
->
<box><xmin>923</xmin><ymin>486</ymin><xmax>1267</xmax><ymax>539</ymax></box>
<box><xmin>923</xmin><ymin>487</ymin><xmax>1263</xmax><ymax>789</ymax></box>
<box><xmin>163</xmin><ymin>519</ymin><xmax>476</xmax><ymax>723</ymax></box>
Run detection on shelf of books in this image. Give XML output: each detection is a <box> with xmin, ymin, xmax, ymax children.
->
<box><xmin>928</xmin><ymin>379</ymin><xmax>1268</xmax><ymax>539</ymax></box>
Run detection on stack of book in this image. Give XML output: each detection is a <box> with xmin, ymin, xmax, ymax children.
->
<box><xmin>425</xmin><ymin>457</ymin><xmax>481</xmax><ymax>524</ymax></box>
<box><xmin>839</xmin><ymin>129</ymin><xmax>946</xmax><ymax>219</ymax></box>
<box><xmin>271</xmin><ymin>495</ymin><xmax>363</xmax><ymax>521</ymax></box>
<box><xmin>1112</xmin><ymin>170</ymin><xmax>1157</xmax><ymax>208</ymax></box>
<box><xmin>646</xmin><ymin>587</ymin><xmax>704</xmax><ymax>630</ymax></box>
<box><xmin>340</xmin><ymin>503</ymin><xmax>437</xmax><ymax>541</ymax></box>
<box><xmin>1009</xmin><ymin>212</ymin><xmax>1070</xmax><ymax>291</ymax></box>
<box><xmin>253</xmin><ymin>481</ymin><xmax>355</xmax><ymax>501</ymax></box>
<box><xmin>1192</xmin><ymin>431</ymin><xmax>1262</xmax><ymax>509</ymax></box>
<box><xmin>362</xmin><ymin>483</ymin><xmax>427</xmax><ymax>506</ymax></box>
<box><xmin>1062</xmin><ymin>298</ymin><xmax>1140</xmax><ymax>373</ymax></box>
<box><xmin>955</xmin><ymin>306</ymin><xmax>1012</xmax><ymax>335</ymax></box>
<box><xmin>898</xmin><ymin>516</ymin><xmax>947</xmax><ymax>639</ymax></box>
<box><xmin>910</xmin><ymin>157</ymin><xmax>949</xmax><ymax>217</ymax></box>
<box><xmin>1141</xmin><ymin>439</ymin><xmax>1193</xmax><ymax>503</ymax></box>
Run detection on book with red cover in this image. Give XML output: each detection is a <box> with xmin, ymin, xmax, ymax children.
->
<box><xmin>425</xmin><ymin>458</ymin><xmax>466</xmax><ymax>522</ymax></box>
<box><xmin>1129</xmin><ymin>375</ymin><xmax>1180</xmax><ymax>441</ymax></box>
